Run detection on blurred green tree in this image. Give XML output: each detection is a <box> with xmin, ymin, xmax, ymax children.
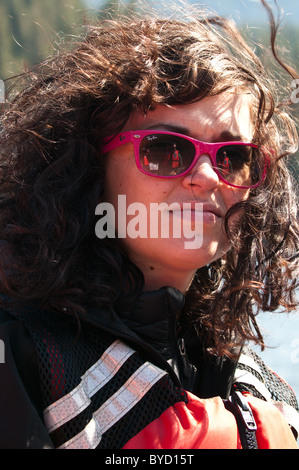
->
<box><xmin>0</xmin><ymin>0</ymin><xmax>86</xmax><ymax>79</ymax></box>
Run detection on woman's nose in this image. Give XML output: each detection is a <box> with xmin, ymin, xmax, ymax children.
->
<box><xmin>182</xmin><ymin>154</ymin><xmax>220</xmax><ymax>190</ymax></box>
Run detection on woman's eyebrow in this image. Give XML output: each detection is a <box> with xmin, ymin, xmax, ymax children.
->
<box><xmin>143</xmin><ymin>123</ymin><xmax>191</xmax><ymax>135</ymax></box>
<box><xmin>142</xmin><ymin>125</ymin><xmax>247</xmax><ymax>142</ymax></box>
<box><xmin>214</xmin><ymin>130</ymin><xmax>246</xmax><ymax>142</ymax></box>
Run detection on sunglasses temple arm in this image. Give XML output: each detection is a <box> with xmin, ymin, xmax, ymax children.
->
<box><xmin>102</xmin><ymin>132</ymin><xmax>132</xmax><ymax>153</ymax></box>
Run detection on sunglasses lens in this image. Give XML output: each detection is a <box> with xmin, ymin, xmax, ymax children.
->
<box><xmin>139</xmin><ymin>134</ymin><xmax>195</xmax><ymax>176</ymax></box>
<box><xmin>138</xmin><ymin>133</ymin><xmax>264</xmax><ymax>187</ymax></box>
<box><xmin>216</xmin><ymin>145</ymin><xmax>264</xmax><ymax>187</ymax></box>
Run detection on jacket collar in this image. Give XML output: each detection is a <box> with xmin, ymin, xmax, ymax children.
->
<box><xmin>78</xmin><ymin>286</ymin><xmax>186</xmax><ymax>387</ymax></box>
<box><xmin>115</xmin><ymin>286</ymin><xmax>185</xmax><ymax>352</ymax></box>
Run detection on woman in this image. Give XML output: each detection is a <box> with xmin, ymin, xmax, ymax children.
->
<box><xmin>0</xmin><ymin>3</ymin><xmax>298</xmax><ymax>449</ymax></box>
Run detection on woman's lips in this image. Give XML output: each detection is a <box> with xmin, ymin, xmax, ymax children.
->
<box><xmin>169</xmin><ymin>202</ymin><xmax>222</xmax><ymax>224</ymax></box>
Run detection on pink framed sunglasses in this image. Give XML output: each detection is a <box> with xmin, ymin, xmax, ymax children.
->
<box><xmin>102</xmin><ymin>130</ymin><xmax>269</xmax><ymax>189</ymax></box>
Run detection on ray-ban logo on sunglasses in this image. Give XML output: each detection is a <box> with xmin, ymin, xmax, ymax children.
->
<box><xmin>95</xmin><ymin>195</ymin><xmax>203</xmax><ymax>249</ymax></box>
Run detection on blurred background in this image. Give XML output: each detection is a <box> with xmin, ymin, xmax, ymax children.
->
<box><xmin>0</xmin><ymin>0</ymin><xmax>298</xmax><ymax>400</ymax></box>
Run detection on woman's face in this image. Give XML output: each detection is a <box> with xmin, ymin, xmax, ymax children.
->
<box><xmin>104</xmin><ymin>93</ymin><xmax>253</xmax><ymax>292</ymax></box>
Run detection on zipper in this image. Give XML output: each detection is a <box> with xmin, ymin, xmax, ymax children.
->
<box><xmin>167</xmin><ymin>308</ymin><xmax>194</xmax><ymax>389</ymax></box>
<box><xmin>229</xmin><ymin>391</ymin><xmax>257</xmax><ymax>431</ymax></box>
<box><xmin>178</xmin><ymin>337</ymin><xmax>191</xmax><ymax>376</ymax></box>
<box><xmin>178</xmin><ymin>336</ymin><xmax>197</xmax><ymax>390</ymax></box>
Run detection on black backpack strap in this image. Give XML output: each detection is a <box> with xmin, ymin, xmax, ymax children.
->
<box><xmin>233</xmin><ymin>346</ymin><xmax>299</xmax><ymax>440</ymax></box>
<box><xmin>225</xmin><ymin>391</ymin><xmax>258</xmax><ymax>449</ymax></box>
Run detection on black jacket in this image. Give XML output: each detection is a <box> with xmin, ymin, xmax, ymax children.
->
<box><xmin>0</xmin><ymin>287</ymin><xmax>298</xmax><ymax>448</ymax></box>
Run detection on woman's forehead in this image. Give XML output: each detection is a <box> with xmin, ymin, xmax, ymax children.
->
<box><xmin>125</xmin><ymin>92</ymin><xmax>254</xmax><ymax>142</ymax></box>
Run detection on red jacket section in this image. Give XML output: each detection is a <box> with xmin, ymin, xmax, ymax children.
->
<box><xmin>124</xmin><ymin>391</ymin><xmax>298</xmax><ymax>449</ymax></box>
<box><xmin>246</xmin><ymin>394</ymin><xmax>298</xmax><ymax>449</ymax></box>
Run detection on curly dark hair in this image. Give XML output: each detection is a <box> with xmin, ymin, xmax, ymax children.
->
<box><xmin>0</xmin><ymin>2</ymin><xmax>298</xmax><ymax>355</ymax></box>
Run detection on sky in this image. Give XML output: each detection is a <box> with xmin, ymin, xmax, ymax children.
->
<box><xmin>84</xmin><ymin>0</ymin><xmax>298</xmax><ymax>25</ymax></box>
